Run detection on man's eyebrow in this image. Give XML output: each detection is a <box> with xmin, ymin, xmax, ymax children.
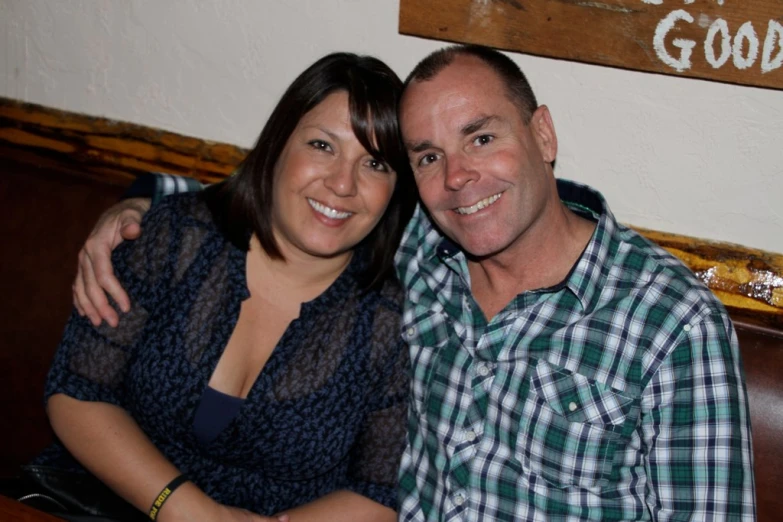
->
<box><xmin>405</xmin><ymin>116</ymin><xmax>499</xmax><ymax>152</ymax></box>
<box><xmin>406</xmin><ymin>140</ymin><xmax>434</xmax><ymax>153</ymax></box>
<box><xmin>461</xmin><ymin>115</ymin><xmax>498</xmax><ymax>136</ymax></box>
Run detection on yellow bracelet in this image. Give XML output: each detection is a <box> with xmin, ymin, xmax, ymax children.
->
<box><xmin>148</xmin><ymin>474</ymin><xmax>188</xmax><ymax>521</ymax></box>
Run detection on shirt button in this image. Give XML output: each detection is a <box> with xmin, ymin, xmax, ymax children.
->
<box><xmin>683</xmin><ymin>324</ymin><xmax>692</xmax><ymax>332</ymax></box>
<box><xmin>407</xmin><ymin>327</ymin><xmax>416</xmax><ymax>336</ymax></box>
<box><xmin>478</xmin><ymin>364</ymin><xmax>490</xmax><ymax>377</ymax></box>
<box><xmin>569</xmin><ymin>402</ymin><xmax>578</xmax><ymax>412</ymax></box>
<box><xmin>454</xmin><ymin>494</ymin><xmax>465</xmax><ymax>506</ymax></box>
<box><xmin>465</xmin><ymin>430</ymin><xmax>477</xmax><ymax>442</ymax></box>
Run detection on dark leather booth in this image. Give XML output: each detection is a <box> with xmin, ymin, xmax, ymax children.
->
<box><xmin>1</xmin><ymin>155</ymin><xmax>781</xmax><ymax>520</ymax></box>
<box><xmin>736</xmin><ymin>324</ymin><xmax>783</xmax><ymax>520</ymax></box>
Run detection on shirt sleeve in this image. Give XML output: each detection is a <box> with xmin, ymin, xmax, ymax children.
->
<box><xmin>122</xmin><ymin>172</ymin><xmax>205</xmax><ymax>204</ymax></box>
<box><xmin>342</xmin><ymin>292</ymin><xmax>411</xmax><ymax>510</ymax></box>
<box><xmin>44</xmin><ymin>199</ymin><xmax>180</xmax><ymax>408</ymax></box>
<box><xmin>641</xmin><ymin>311</ymin><xmax>756</xmax><ymax>521</ymax></box>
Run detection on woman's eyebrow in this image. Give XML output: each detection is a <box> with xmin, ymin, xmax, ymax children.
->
<box><xmin>301</xmin><ymin>124</ymin><xmax>341</xmax><ymax>142</ymax></box>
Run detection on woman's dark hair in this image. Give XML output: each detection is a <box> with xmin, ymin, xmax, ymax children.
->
<box><xmin>204</xmin><ymin>52</ymin><xmax>416</xmax><ymax>290</ymax></box>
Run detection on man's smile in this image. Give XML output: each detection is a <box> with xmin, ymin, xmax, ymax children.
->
<box><xmin>454</xmin><ymin>192</ymin><xmax>503</xmax><ymax>215</ymax></box>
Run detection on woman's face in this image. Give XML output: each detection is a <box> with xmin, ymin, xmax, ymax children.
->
<box><xmin>271</xmin><ymin>90</ymin><xmax>397</xmax><ymax>261</ymax></box>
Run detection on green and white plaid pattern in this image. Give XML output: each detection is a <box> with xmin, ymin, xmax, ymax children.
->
<box><xmin>395</xmin><ymin>179</ymin><xmax>755</xmax><ymax>521</ymax></box>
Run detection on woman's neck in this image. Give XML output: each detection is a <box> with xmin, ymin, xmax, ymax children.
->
<box><xmin>246</xmin><ymin>235</ymin><xmax>353</xmax><ymax>301</ymax></box>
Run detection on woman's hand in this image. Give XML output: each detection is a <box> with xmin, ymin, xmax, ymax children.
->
<box><xmin>73</xmin><ymin>197</ymin><xmax>150</xmax><ymax>327</ymax></box>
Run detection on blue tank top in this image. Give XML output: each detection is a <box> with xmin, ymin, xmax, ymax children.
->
<box><xmin>193</xmin><ymin>386</ymin><xmax>244</xmax><ymax>445</ymax></box>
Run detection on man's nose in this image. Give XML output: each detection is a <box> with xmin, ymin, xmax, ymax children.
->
<box><xmin>324</xmin><ymin>160</ymin><xmax>358</xmax><ymax>197</ymax></box>
<box><xmin>444</xmin><ymin>155</ymin><xmax>478</xmax><ymax>191</ymax></box>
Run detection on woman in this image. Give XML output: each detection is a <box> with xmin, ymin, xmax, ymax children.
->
<box><xmin>36</xmin><ymin>52</ymin><xmax>417</xmax><ymax>521</ymax></box>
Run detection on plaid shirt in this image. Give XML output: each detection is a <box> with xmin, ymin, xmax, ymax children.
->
<box><xmin>395</xmin><ymin>179</ymin><xmax>755</xmax><ymax>521</ymax></box>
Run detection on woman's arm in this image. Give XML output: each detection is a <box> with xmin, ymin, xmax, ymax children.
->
<box><xmin>48</xmin><ymin>394</ymin><xmax>283</xmax><ymax>522</ymax></box>
<box><xmin>53</xmin><ymin>197</ymin><xmax>283</xmax><ymax>522</ymax></box>
<box><xmin>277</xmin><ymin>490</ymin><xmax>395</xmax><ymax>522</ymax></box>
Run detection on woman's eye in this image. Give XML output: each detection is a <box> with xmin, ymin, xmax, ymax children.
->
<box><xmin>368</xmin><ymin>159</ymin><xmax>389</xmax><ymax>172</ymax></box>
<box><xmin>473</xmin><ymin>135</ymin><xmax>493</xmax><ymax>146</ymax></box>
<box><xmin>418</xmin><ymin>153</ymin><xmax>439</xmax><ymax>167</ymax></box>
<box><xmin>308</xmin><ymin>140</ymin><xmax>332</xmax><ymax>152</ymax></box>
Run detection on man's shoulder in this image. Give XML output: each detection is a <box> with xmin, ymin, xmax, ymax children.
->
<box><xmin>559</xmin><ymin>179</ymin><xmax>728</xmax><ymax>325</ymax></box>
<box><xmin>605</xmin><ymin>223</ymin><xmax>728</xmax><ymax>322</ymax></box>
<box><xmin>583</xmin><ymin>223</ymin><xmax>736</xmax><ymax>388</ymax></box>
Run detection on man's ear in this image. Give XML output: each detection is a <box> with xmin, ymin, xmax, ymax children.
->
<box><xmin>530</xmin><ymin>105</ymin><xmax>557</xmax><ymax>164</ymax></box>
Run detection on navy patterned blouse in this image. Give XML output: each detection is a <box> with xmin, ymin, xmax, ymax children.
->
<box><xmin>39</xmin><ymin>192</ymin><xmax>410</xmax><ymax>515</ymax></box>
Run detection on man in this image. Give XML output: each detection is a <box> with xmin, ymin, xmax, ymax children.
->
<box><xmin>393</xmin><ymin>45</ymin><xmax>755</xmax><ymax>521</ymax></box>
<box><xmin>74</xmin><ymin>45</ymin><xmax>756</xmax><ymax>520</ymax></box>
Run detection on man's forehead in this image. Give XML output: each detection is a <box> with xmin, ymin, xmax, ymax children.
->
<box><xmin>401</xmin><ymin>80</ymin><xmax>510</xmax><ymax>144</ymax></box>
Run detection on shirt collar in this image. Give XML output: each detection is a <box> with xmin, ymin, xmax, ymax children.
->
<box><xmin>557</xmin><ymin>179</ymin><xmax>617</xmax><ymax>311</ymax></box>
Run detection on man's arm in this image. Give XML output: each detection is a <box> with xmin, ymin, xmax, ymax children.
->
<box><xmin>74</xmin><ymin>173</ymin><xmax>204</xmax><ymax>326</ymax></box>
<box><xmin>641</xmin><ymin>312</ymin><xmax>756</xmax><ymax>520</ymax></box>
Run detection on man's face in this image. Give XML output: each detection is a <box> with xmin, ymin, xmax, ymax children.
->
<box><xmin>400</xmin><ymin>56</ymin><xmax>558</xmax><ymax>261</ymax></box>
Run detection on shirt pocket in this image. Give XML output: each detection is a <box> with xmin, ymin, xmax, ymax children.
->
<box><xmin>515</xmin><ymin>358</ymin><xmax>634</xmax><ymax>490</ymax></box>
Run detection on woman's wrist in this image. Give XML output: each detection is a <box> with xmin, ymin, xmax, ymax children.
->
<box><xmin>156</xmin><ymin>481</ymin><xmax>220</xmax><ymax>522</ymax></box>
<box><xmin>148</xmin><ymin>475</ymin><xmax>189</xmax><ymax>520</ymax></box>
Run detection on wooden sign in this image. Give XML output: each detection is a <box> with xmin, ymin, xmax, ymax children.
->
<box><xmin>399</xmin><ymin>0</ymin><xmax>783</xmax><ymax>90</ymax></box>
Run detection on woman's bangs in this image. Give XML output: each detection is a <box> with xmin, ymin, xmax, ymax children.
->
<box><xmin>348</xmin><ymin>88</ymin><xmax>403</xmax><ymax>171</ymax></box>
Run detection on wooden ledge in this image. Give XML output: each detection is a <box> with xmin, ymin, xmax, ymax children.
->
<box><xmin>635</xmin><ymin>228</ymin><xmax>783</xmax><ymax>331</ymax></box>
<box><xmin>0</xmin><ymin>97</ymin><xmax>245</xmax><ymax>186</ymax></box>
<box><xmin>2</xmin><ymin>97</ymin><xmax>782</xmax><ymax>329</ymax></box>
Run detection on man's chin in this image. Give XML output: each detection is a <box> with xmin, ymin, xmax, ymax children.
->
<box><xmin>450</xmin><ymin>235</ymin><xmax>511</xmax><ymax>261</ymax></box>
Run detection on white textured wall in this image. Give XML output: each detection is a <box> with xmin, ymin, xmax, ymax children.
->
<box><xmin>2</xmin><ymin>0</ymin><xmax>781</xmax><ymax>252</ymax></box>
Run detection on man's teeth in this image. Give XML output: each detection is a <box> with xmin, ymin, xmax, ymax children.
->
<box><xmin>308</xmin><ymin>198</ymin><xmax>352</xmax><ymax>220</ymax></box>
<box><xmin>455</xmin><ymin>193</ymin><xmax>502</xmax><ymax>215</ymax></box>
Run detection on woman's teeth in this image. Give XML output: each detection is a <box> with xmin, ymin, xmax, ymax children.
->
<box><xmin>308</xmin><ymin>198</ymin><xmax>352</xmax><ymax>220</ymax></box>
<box><xmin>455</xmin><ymin>193</ymin><xmax>502</xmax><ymax>215</ymax></box>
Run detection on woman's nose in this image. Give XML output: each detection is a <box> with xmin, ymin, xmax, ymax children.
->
<box><xmin>324</xmin><ymin>160</ymin><xmax>358</xmax><ymax>197</ymax></box>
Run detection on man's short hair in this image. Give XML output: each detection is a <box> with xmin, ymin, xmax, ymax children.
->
<box><xmin>404</xmin><ymin>44</ymin><xmax>539</xmax><ymax>123</ymax></box>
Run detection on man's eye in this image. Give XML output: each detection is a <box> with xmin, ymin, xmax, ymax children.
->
<box><xmin>308</xmin><ymin>140</ymin><xmax>332</xmax><ymax>152</ymax></box>
<box><xmin>473</xmin><ymin>135</ymin><xmax>493</xmax><ymax>146</ymax></box>
<box><xmin>418</xmin><ymin>153</ymin><xmax>439</xmax><ymax>167</ymax></box>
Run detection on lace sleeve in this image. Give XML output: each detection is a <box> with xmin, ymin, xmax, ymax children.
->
<box><xmin>43</xmin><ymin>199</ymin><xmax>178</xmax><ymax>407</ymax></box>
<box><xmin>343</xmin><ymin>286</ymin><xmax>410</xmax><ymax>509</ymax></box>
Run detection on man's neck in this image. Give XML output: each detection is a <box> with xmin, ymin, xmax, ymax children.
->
<box><xmin>467</xmin><ymin>203</ymin><xmax>596</xmax><ymax>321</ymax></box>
